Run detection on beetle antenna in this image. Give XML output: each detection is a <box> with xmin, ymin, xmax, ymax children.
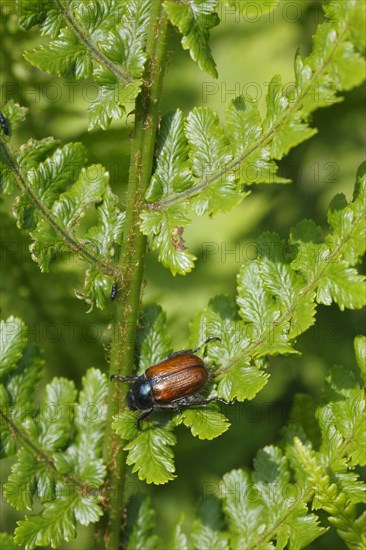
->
<box><xmin>110</xmin><ymin>374</ymin><xmax>139</xmax><ymax>383</ymax></box>
<box><xmin>191</xmin><ymin>336</ymin><xmax>221</xmax><ymax>354</ymax></box>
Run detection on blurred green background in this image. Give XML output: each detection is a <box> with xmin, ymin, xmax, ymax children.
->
<box><xmin>1</xmin><ymin>1</ymin><xmax>365</xmax><ymax>548</ymax></box>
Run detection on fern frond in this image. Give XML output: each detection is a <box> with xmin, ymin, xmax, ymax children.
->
<box><xmin>17</xmin><ymin>0</ymin><xmax>151</xmax><ymax>129</ymax></box>
<box><xmin>0</xmin><ymin>318</ymin><xmax>108</xmax><ymax>549</ymax></box>
<box><xmin>142</xmin><ymin>0</ymin><xmax>366</xmax><ymax>275</ymax></box>
<box><xmin>1</xmin><ymin>103</ymin><xmax>124</xmax><ymax>309</ymax></box>
<box><xmin>164</xmin><ymin>0</ymin><xmax>219</xmax><ymax>78</ymax></box>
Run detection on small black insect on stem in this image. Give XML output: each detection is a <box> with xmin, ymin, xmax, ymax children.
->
<box><xmin>110</xmin><ymin>283</ymin><xmax>118</xmax><ymax>301</ymax></box>
<box><xmin>0</xmin><ymin>112</ymin><xmax>10</xmax><ymax>136</ymax></box>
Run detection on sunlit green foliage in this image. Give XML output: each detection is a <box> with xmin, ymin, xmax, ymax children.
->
<box><xmin>1</xmin><ymin>0</ymin><xmax>365</xmax><ymax>548</ymax></box>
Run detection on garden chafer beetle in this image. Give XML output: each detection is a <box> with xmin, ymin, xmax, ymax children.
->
<box><xmin>111</xmin><ymin>337</ymin><xmax>234</xmax><ymax>428</ymax></box>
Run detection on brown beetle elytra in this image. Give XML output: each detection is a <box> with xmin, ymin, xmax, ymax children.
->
<box><xmin>145</xmin><ymin>354</ymin><xmax>208</xmax><ymax>402</ymax></box>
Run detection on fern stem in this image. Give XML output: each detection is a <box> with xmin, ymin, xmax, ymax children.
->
<box><xmin>100</xmin><ymin>2</ymin><xmax>169</xmax><ymax>547</ymax></box>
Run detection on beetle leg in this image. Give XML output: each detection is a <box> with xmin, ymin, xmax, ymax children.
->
<box><xmin>166</xmin><ymin>349</ymin><xmax>193</xmax><ymax>359</ymax></box>
<box><xmin>182</xmin><ymin>397</ymin><xmax>236</xmax><ymax>408</ymax></box>
<box><xmin>110</xmin><ymin>374</ymin><xmax>139</xmax><ymax>383</ymax></box>
<box><xmin>137</xmin><ymin>408</ymin><xmax>153</xmax><ymax>429</ymax></box>
<box><xmin>166</xmin><ymin>336</ymin><xmax>221</xmax><ymax>359</ymax></box>
<box><xmin>202</xmin><ymin>397</ymin><xmax>236</xmax><ymax>406</ymax></box>
<box><xmin>191</xmin><ymin>336</ymin><xmax>221</xmax><ymax>354</ymax></box>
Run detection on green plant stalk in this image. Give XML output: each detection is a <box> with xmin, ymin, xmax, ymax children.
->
<box><xmin>99</xmin><ymin>2</ymin><xmax>169</xmax><ymax>548</ymax></box>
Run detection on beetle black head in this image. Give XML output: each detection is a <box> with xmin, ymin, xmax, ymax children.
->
<box><xmin>126</xmin><ymin>390</ymin><xmax>138</xmax><ymax>410</ymax></box>
<box><xmin>127</xmin><ymin>378</ymin><xmax>154</xmax><ymax>411</ymax></box>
